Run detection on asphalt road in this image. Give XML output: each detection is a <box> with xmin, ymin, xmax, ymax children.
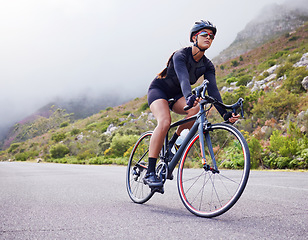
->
<box><xmin>0</xmin><ymin>162</ymin><xmax>307</xmax><ymax>240</ymax></box>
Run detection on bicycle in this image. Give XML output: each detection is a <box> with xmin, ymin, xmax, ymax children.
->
<box><xmin>126</xmin><ymin>80</ymin><xmax>250</xmax><ymax>218</ymax></box>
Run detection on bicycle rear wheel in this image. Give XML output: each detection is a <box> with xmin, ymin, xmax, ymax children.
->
<box><xmin>178</xmin><ymin>123</ymin><xmax>250</xmax><ymax>218</ymax></box>
<box><xmin>126</xmin><ymin>131</ymin><xmax>154</xmax><ymax>204</ymax></box>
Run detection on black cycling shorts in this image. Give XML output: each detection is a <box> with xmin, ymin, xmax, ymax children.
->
<box><xmin>147</xmin><ymin>78</ymin><xmax>183</xmax><ymax>110</ymax></box>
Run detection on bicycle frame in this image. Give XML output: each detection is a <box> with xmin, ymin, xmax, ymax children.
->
<box><xmin>165</xmin><ymin>99</ymin><xmax>212</xmax><ymax>174</ymax></box>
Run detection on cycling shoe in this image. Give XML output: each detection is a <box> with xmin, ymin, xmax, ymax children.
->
<box><xmin>143</xmin><ymin>172</ymin><xmax>163</xmax><ymax>188</ymax></box>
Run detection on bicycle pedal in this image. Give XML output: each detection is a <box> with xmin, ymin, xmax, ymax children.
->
<box><xmin>151</xmin><ymin>186</ymin><xmax>164</xmax><ymax>194</ymax></box>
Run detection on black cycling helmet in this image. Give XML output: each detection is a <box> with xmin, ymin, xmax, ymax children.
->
<box><xmin>190</xmin><ymin>20</ymin><xmax>217</xmax><ymax>42</ymax></box>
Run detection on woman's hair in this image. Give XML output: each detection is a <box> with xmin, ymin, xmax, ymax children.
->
<box><xmin>157</xmin><ymin>52</ymin><xmax>175</xmax><ymax>79</ymax></box>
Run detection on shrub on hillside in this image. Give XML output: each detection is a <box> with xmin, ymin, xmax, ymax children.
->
<box><xmin>251</xmin><ymin>89</ymin><xmax>299</xmax><ymax>122</ymax></box>
<box><xmin>60</xmin><ymin>121</ymin><xmax>69</xmax><ymax>128</ymax></box>
<box><xmin>14</xmin><ymin>150</ymin><xmax>39</xmax><ymax>161</ymax></box>
<box><xmin>231</xmin><ymin>60</ymin><xmax>239</xmax><ymax>67</ymax></box>
<box><xmin>100</xmin><ymin>117</ymin><xmax>119</xmax><ymax>133</ymax></box>
<box><xmin>77</xmin><ymin>150</ymin><xmax>95</xmax><ymax>160</ymax></box>
<box><xmin>286</xmin><ymin>53</ymin><xmax>302</xmax><ymax>64</ymax></box>
<box><xmin>70</xmin><ymin>128</ymin><xmax>81</xmax><ymax>136</ymax></box>
<box><xmin>226</xmin><ymin>77</ymin><xmax>237</xmax><ymax>84</ymax></box>
<box><xmin>288</xmin><ymin>35</ymin><xmax>300</xmax><ymax>41</ymax></box>
<box><xmin>276</xmin><ymin>62</ymin><xmax>294</xmax><ymax>78</ymax></box>
<box><xmin>8</xmin><ymin>143</ymin><xmax>21</xmax><ymax>153</ymax></box>
<box><xmin>263</xmin><ymin>122</ymin><xmax>308</xmax><ymax>169</ymax></box>
<box><xmin>262</xmin><ymin>71</ymin><xmax>270</xmax><ymax>78</ymax></box>
<box><xmin>105</xmin><ymin>134</ymin><xmax>139</xmax><ymax>157</ymax></box>
<box><xmin>139</xmin><ymin>102</ymin><xmax>149</xmax><ymax>111</ymax></box>
<box><xmin>51</xmin><ymin>132</ymin><xmax>66</xmax><ymax>142</ymax></box>
<box><xmin>246</xmin><ymin>134</ymin><xmax>263</xmax><ymax>169</ymax></box>
<box><xmin>15</xmin><ymin>152</ymin><xmax>28</xmax><ymax>161</ymax></box>
<box><xmin>268</xmin><ymin>130</ymin><xmax>298</xmax><ymax>157</ymax></box>
<box><xmin>86</xmin><ymin>122</ymin><xmax>97</xmax><ymax>130</ymax></box>
<box><xmin>236</xmin><ymin>75</ymin><xmax>252</xmax><ymax>86</ymax></box>
<box><xmin>271</xmin><ymin>50</ymin><xmax>288</xmax><ymax>60</ymax></box>
<box><xmin>121</xmin><ymin>111</ymin><xmax>131</xmax><ymax>116</ymax></box>
<box><xmin>105</xmin><ymin>107</ymin><xmax>113</xmax><ymax>111</ymax></box>
<box><xmin>101</xmin><ymin>124</ymin><xmax>109</xmax><ymax>133</ymax></box>
<box><xmin>282</xmin><ymin>66</ymin><xmax>308</xmax><ymax>93</ymax></box>
<box><xmin>116</xmin><ymin>127</ymin><xmax>140</xmax><ymax>136</ymax></box>
<box><xmin>257</xmin><ymin>59</ymin><xmax>276</xmax><ymax>71</ymax></box>
<box><xmin>49</xmin><ymin>143</ymin><xmax>70</xmax><ymax>158</ymax></box>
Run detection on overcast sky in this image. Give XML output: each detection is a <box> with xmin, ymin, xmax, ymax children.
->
<box><xmin>0</xmin><ymin>0</ymin><xmax>292</xmax><ymax>132</ymax></box>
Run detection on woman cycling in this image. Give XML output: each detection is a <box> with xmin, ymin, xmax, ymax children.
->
<box><xmin>145</xmin><ymin>20</ymin><xmax>239</xmax><ymax>188</ymax></box>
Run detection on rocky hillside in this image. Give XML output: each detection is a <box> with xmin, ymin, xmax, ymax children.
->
<box><xmin>213</xmin><ymin>2</ymin><xmax>308</xmax><ymax>64</ymax></box>
<box><xmin>0</xmin><ymin>94</ymin><xmax>126</xmax><ymax>150</ymax></box>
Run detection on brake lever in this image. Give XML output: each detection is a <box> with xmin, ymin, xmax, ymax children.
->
<box><xmin>240</xmin><ymin>104</ymin><xmax>244</xmax><ymax>118</ymax></box>
<box><xmin>231</xmin><ymin>98</ymin><xmax>244</xmax><ymax>118</ymax></box>
<box><xmin>202</xmin><ymin>80</ymin><xmax>209</xmax><ymax>98</ymax></box>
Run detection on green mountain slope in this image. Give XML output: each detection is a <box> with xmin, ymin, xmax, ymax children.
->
<box><xmin>1</xmin><ymin>23</ymin><xmax>307</xmax><ymax>169</ymax></box>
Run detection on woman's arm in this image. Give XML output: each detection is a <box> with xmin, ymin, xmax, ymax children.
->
<box><xmin>172</xmin><ymin>50</ymin><xmax>192</xmax><ymax>100</ymax></box>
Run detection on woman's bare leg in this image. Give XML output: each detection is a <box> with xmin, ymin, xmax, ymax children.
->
<box><xmin>148</xmin><ymin>99</ymin><xmax>171</xmax><ymax>159</ymax></box>
<box><xmin>144</xmin><ymin>99</ymin><xmax>170</xmax><ymax>187</ymax></box>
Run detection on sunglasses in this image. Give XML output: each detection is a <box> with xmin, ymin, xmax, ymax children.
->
<box><xmin>195</xmin><ymin>31</ymin><xmax>215</xmax><ymax>40</ymax></box>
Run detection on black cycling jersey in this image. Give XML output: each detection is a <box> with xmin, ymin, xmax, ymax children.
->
<box><xmin>148</xmin><ymin>46</ymin><xmax>226</xmax><ymax>117</ymax></box>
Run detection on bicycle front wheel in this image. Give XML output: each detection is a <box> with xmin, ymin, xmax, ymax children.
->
<box><xmin>178</xmin><ymin>123</ymin><xmax>250</xmax><ymax>218</ymax></box>
<box><xmin>126</xmin><ymin>131</ymin><xmax>154</xmax><ymax>204</ymax></box>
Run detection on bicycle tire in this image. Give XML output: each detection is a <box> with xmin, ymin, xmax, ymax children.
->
<box><xmin>126</xmin><ymin>131</ymin><xmax>154</xmax><ymax>204</ymax></box>
<box><xmin>178</xmin><ymin>123</ymin><xmax>250</xmax><ymax>218</ymax></box>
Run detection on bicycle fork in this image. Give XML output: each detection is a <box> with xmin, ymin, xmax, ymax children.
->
<box><xmin>199</xmin><ymin>121</ymin><xmax>219</xmax><ymax>174</ymax></box>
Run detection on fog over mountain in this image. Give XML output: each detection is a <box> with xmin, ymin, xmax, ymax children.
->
<box><xmin>1</xmin><ymin>0</ymin><xmax>305</xmax><ymax>140</ymax></box>
<box><xmin>213</xmin><ymin>0</ymin><xmax>308</xmax><ymax>63</ymax></box>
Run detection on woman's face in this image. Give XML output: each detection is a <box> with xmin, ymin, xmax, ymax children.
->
<box><xmin>193</xmin><ymin>28</ymin><xmax>214</xmax><ymax>50</ymax></box>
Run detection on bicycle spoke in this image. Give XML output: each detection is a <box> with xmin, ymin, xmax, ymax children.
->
<box><xmin>137</xmin><ymin>150</ymin><xmax>149</xmax><ymax>163</ymax></box>
<box><xmin>198</xmin><ymin>172</ymin><xmax>208</xmax><ymax>211</ymax></box>
<box><xmin>209</xmin><ymin>174</ymin><xmax>223</xmax><ymax>210</ymax></box>
<box><xmin>218</xmin><ymin>172</ymin><xmax>241</xmax><ymax>185</ymax></box>
<box><xmin>182</xmin><ymin>172</ymin><xmax>204</xmax><ymax>194</ymax></box>
<box><xmin>186</xmin><ymin>172</ymin><xmax>207</xmax><ymax>206</ymax></box>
